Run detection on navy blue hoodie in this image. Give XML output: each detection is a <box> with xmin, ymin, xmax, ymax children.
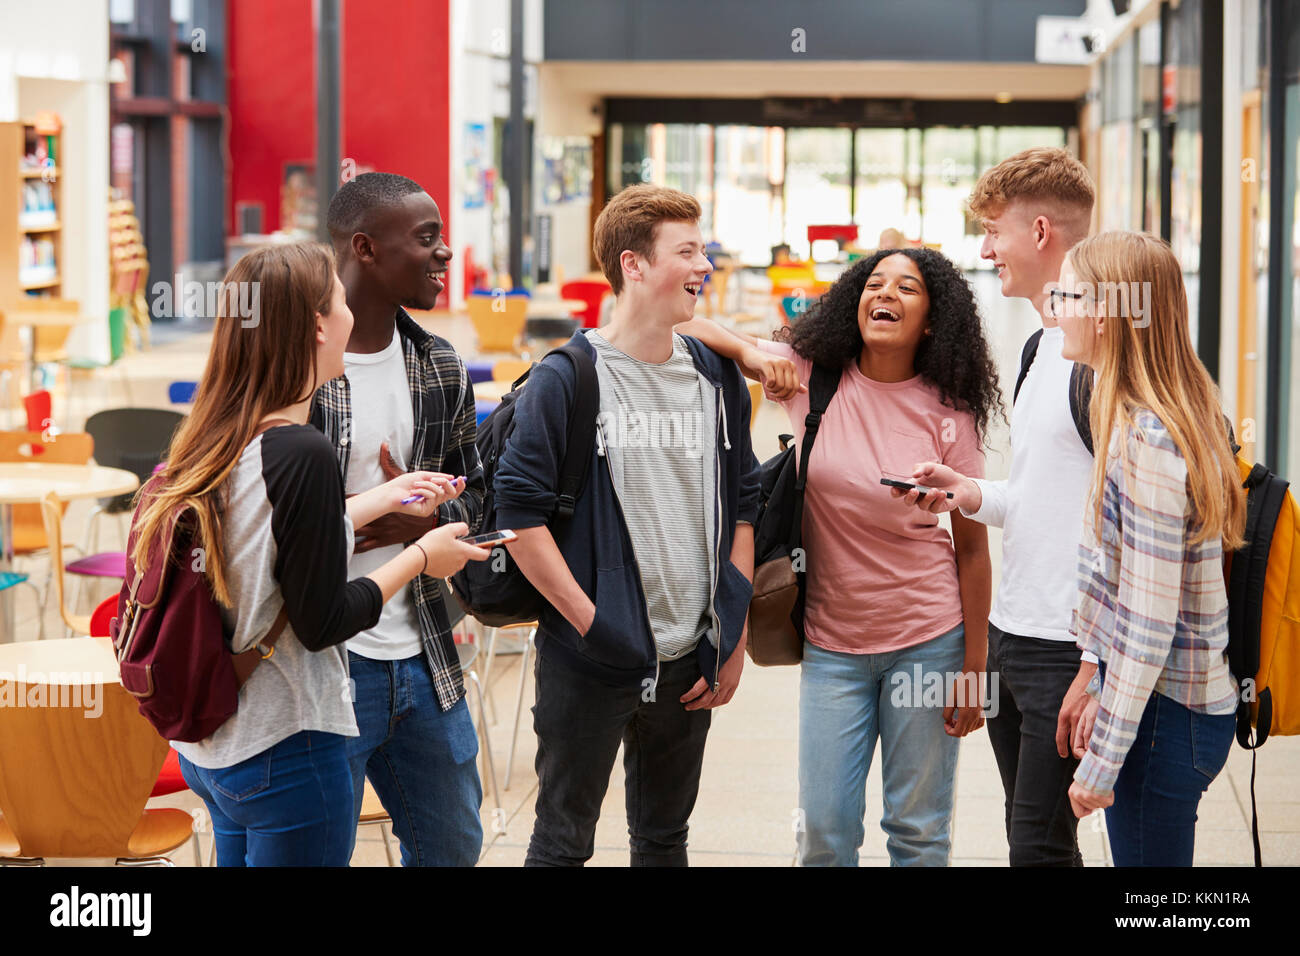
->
<box><xmin>494</xmin><ymin>331</ymin><xmax>760</xmax><ymax>688</ymax></box>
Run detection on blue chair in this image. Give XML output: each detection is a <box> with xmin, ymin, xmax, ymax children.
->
<box><xmin>466</xmin><ymin>361</ymin><xmax>496</xmax><ymax>385</ymax></box>
<box><xmin>0</xmin><ymin>571</ymin><xmax>38</xmax><ymax>640</ymax></box>
<box><xmin>475</xmin><ymin>399</ymin><xmax>497</xmax><ymax>427</ymax></box>
<box><xmin>781</xmin><ymin>295</ymin><xmax>817</xmax><ymax>322</ymax></box>
<box><xmin>168</xmin><ymin>381</ymin><xmax>198</xmax><ymax>404</ymax></box>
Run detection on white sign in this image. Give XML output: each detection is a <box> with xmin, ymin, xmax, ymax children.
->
<box><xmin>1035</xmin><ymin>15</ymin><xmax>1103</xmax><ymax>65</ymax></box>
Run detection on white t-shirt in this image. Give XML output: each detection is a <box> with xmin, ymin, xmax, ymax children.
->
<box><xmin>343</xmin><ymin>329</ymin><xmax>421</xmax><ymax>660</ymax></box>
<box><xmin>964</xmin><ymin>326</ymin><xmax>1096</xmax><ymax>650</ymax></box>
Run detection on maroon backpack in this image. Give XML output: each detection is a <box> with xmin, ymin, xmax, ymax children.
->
<box><xmin>111</xmin><ymin>424</ymin><xmax>290</xmax><ymax>742</ymax></box>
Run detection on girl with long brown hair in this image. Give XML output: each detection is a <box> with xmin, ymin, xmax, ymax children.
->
<box><xmin>1054</xmin><ymin>231</ymin><xmax>1245</xmax><ymax>865</ymax></box>
<box><xmin>135</xmin><ymin>242</ymin><xmax>487</xmax><ymax>866</ymax></box>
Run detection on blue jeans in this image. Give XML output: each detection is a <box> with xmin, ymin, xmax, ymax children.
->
<box><xmin>798</xmin><ymin>624</ymin><xmax>965</xmax><ymax>866</ymax></box>
<box><xmin>1103</xmin><ymin>690</ymin><xmax>1235</xmax><ymax>867</ymax></box>
<box><xmin>346</xmin><ymin>652</ymin><xmax>483</xmax><ymax>866</ymax></box>
<box><xmin>178</xmin><ymin>730</ymin><xmax>354</xmax><ymax>867</ymax></box>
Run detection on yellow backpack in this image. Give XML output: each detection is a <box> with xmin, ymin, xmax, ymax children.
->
<box><xmin>1227</xmin><ymin>456</ymin><xmax>1300</xmax><ymax>743</ymax></box>
<box><xmin>1225</xmin><ymin>455</ymin><xmax>1300</xmax><ymax>865</ymax></box>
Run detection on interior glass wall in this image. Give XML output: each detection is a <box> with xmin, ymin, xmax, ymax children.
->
<box><xmin>1169</xmin><ymin>0</ymin><xmax>1204</xmax><ymax>340</ymax></box>
<box><xmin>607</xmin><ymin>121</ymin><xmax>1069</xmax><ymax>268</ymax></box>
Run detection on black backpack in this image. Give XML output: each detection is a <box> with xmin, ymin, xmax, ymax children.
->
<box><xmin>1015</xmin><ymin>328</ymin><xmax>1094</xmax><ymax>455</ymax></box>
<box><xmin>748</xmin><ymin>364</ymin><xmax>840</xmax><ymax>665</ymax></box>
<box><xmin>449</xmin><ymin>344</ymin><xmax>599</xmax><ymax>627</ymax></box>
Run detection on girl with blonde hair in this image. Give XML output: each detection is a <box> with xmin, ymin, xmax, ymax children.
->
<box><xmin>1053</xmin><ymin>230</ymin><xmax>1245</xmax><ymax>865</ymax></box>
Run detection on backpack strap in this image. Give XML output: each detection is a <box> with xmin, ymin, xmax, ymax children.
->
<box><xmin>1229</xmin><ymin>463</ymin><xmax>1289</xmax><ymax>750</ymax></box>
<box><xmin>1013</xmin><ymin>329</ymin><xmax>1044</xmax><ymax>404</ymax></box>
<box><xmin>231</xmin><ymin>606</ymin><xmax>290</xmax><ymax>687</ymax></box>
<box><xmin>789</xmin><ymin>364</ymin><xmax>842</xmax><ymax>551</ymax></box>
<box><xmin>222</xmin><ymin>419</ymin><xmax>296</xmax><ymax>686</ymax></box>
<box><xmin>549</xmin><ymin>343</ymin><xmax>599</xmax><ymax>520</ymax></box>
<box><xmin>1017</xmin><ymin>328</ymin><xmax>1095</xmax><ymax>456</ymax></box>
<box><xmin>1067</xmin><ymin>363</ymin><xmax>1095</xmax><ymax>456</ymax></box>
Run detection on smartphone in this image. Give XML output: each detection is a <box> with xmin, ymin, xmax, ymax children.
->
<box><xmin>880</xmin><ymin>477</ymin><xmax>954</xmax><ymax>500</ymax></box>
<box><xmin>458</xmin><ymin>529</ymin><xmax>518</xmax><ymax>548</ymax></box>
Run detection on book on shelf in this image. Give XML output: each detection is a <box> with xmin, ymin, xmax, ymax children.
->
<box><xmin>19</xmin><ymin>180</ymin><xmax>57</xmax><ymax>228</ymax></box>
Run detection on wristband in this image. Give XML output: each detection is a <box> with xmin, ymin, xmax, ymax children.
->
<box><xmin>413</xmin><ymin>542</ymin><xmax>429</xmax><ymax>576</ymax></box>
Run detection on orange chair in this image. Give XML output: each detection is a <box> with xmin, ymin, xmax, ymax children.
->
<box><xmin>748</xmin><ymin>381</ymin><xmax>763</xmax><ymax>428</ymax></box>
<box><xmin>560</xmin><ymin>279</ymin><xmax>611</xmax><ymax>330</ymax></box>
<box><xmin>491</xmin><ymin>359</ymin><xmax>532</xmax><ymax>385</ymax></box>
<box><xmin>0</xmin><ymin>430</ymin><xmax>93</xmax><ymax>556</ymax></box>
<box><xmin>466</xmin><ymin>294</ymin><xmax>528</xmax><ymax>354</ymax></box>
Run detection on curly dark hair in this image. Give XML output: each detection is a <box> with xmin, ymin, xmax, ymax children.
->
<box><xmin>777</xmin><ymin>248</ymin><xmax>1005</xmax><ymax>445</ymax></box>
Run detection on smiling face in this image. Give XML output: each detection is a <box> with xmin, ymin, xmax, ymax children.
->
<box><xmin>629</xmin><ymin>219</ymin><xmax>713</xmax><ymax>322</ymax></box>
<box><xmin>1054</xmin><ymin>256</ymin><xmax>1100</xmax><ymax>366</ymax></box>
<box><xmin>365</xmin><ymin>191</ymin><xmax>452</xmax><ymax>310</ymax></box>
<box><xmin>979</xmin><ymin>199</ymin><xmax>1051</xmax><ymax>302</ymax></box>
<box><xmin>857</xmin><ymin>253</ymin><xmax>931</xmax><ymax>358</ymax></box>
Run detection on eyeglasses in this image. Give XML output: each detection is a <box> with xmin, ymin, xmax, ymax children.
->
<box><xmin>1047</xmin><ymin>288</ymin><xmax>1089</xmax><ymax>317</ymax></box>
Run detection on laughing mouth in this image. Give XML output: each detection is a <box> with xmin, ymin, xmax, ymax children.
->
<box><xmin>870</xmin><ymin>306</ymin><xmax>901</xmax><ymax>322</ymax></box>
<box><xmin>684</xmin><ymin>282</ymin><xmax>702</xmax><ymax>296</ymax></box>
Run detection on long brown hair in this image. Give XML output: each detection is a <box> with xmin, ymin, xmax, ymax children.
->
<box><xmin>131</xmin><ymin>242</ymin><xmax>335</xmax><ymax>605</ymax></box>
<box><xmin>1069</xmin><ymin>231</ymin><xmax>1245</xmax><ymax>549</ymax></box>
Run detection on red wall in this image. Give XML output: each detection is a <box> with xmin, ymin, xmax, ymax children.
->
<box><xmin>227</xmin><ymin>0</ymin><xmax>451</xmax><ymax>243</ymax></box>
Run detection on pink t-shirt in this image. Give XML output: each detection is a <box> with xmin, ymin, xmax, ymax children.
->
<box><xmin>757</xmin><ymin>339</ymin><xmax>985</xmax><ymax>654</ymax></box>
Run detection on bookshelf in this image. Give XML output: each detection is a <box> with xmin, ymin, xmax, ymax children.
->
<box><xmin>0</xmin><ymin>118</ymin><xmax>64</xmax><ymax>307</ymax></box>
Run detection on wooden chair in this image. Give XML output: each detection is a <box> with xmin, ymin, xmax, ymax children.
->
<box><xmin>39</xmin><ymin>492</ymin><xmax>92</xmax><ymax>636</ymax></box>
<box><xmin>0</xmin><ymin>638</ymin><xmax>193</xmax><ymax>865</ymax></box>
<box><xmin>748</xmin><ymin>381</ymin><xmax>763</xmax><ymax>429</ymax></box>
<box><xmin>357</xmin><ymin>780</ymin><xmax>398</xmax><ymax>867</ymax></box>
<box><xmin>0</xmin><ymin>427</ymin><xmax>92</xmax><ymax>535</ymax></box>
<box><xmin>466</xmin><ymin>295</ymin><xmax>528</xmax><ymax>354</ymax></box>
<box><xmin>0</xmin><ymin>430</ymin><xmax>93</xmax><ymax>555</ymax></box>
<box><xmin>491</xmin><ymin>359</ymin><xmax>532</xmax><ymax>384</ymax></box>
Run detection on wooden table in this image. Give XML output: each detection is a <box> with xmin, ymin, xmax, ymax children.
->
<box><xmin>0</xmin><ymin>300</ymin><xmax>93</xmax><ymax>392</ymax></box>
<box><xmin>472</xmin><ymin>380</ymin><xmax>512</xmax><ymax>403</ymax></box>
<box><xmin>526</xmin><ymin>298</ymin><xmax>587</xmax><ymax>317</ymax></box>
<box><xmin>0</xmin><ymin>635</ymin><xmax>117</xmax><ymax>678</ymax></box>
<box><xmin>0</xmin><ymin>463</ymin><xmax>139</xmax><ymax>642</ymax></box>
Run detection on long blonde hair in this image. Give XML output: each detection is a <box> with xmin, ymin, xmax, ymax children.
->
<box><xmin>130</xmin><ymin>242</ymin><xmax>335</xmax><ymax>605</ymax></box>
<box><xmin>1069</xmin><ymin>231</ymin><xmax>1244</xmax><ymax>549</ymax></box>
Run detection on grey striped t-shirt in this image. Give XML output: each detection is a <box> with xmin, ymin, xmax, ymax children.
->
<box><xmin>586</xmin><ymin>330</ymin><xmax>714</xmax><ymax>660</ymax></box>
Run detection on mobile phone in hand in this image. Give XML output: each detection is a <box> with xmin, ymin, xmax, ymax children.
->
<box><xmin>880</xmin><ymin>477</ymin><xmax>954</xmax><ymax>500</ymax></box>
<box><xmin>458</xmin><ymin>529</ymin><xmax>518</xmax><ymax>548</ymax></box>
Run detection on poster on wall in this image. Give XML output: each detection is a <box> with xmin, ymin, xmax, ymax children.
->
<box><xmin>539</xmin><ymin>137</ymin><xmax>592</xmax><ymax>205</ymax></box>
<box><xmin>464</xmin><ymin>122</ymin><xmax>488</xmax><ymax>209</ymax></box>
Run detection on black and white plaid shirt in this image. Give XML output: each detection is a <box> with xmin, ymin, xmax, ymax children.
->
<box><xmin>309</xmin><ymin>308</ymin><xmax>484</xmax><ymax>711</ymax></box>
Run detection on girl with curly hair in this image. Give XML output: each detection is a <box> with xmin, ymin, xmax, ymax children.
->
<box><xmin>678</xmin><ymin>246</ymin><xmax>1004</xmax><ymax>866</ymax></box>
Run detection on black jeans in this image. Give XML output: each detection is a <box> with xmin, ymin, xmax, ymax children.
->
<box><xmin>525</xmin><ymin>649</ymin><xmax>712</xmax><ymax>867</ymax></box>
<box><xmin>985</xmin><ymin>625</ymin><xmax>1085</xmax><ymax>866</ymax></box>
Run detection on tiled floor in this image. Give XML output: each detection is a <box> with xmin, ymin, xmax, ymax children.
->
<box><xmin>18</xmin><ymin>273</ymin><xmax>1300</xmax><ymax>866</ymax></box>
